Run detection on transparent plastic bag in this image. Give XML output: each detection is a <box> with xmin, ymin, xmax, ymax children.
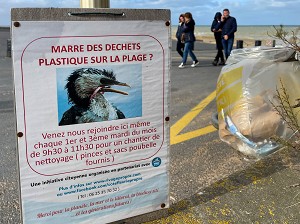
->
<box><xmin>216</xmin><ymin>47</ymin><xmax>300</xmax><ymax>158</ymax></box>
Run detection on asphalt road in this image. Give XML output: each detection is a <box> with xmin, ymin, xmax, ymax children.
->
<box><xmin>1</xmin><ymin>27</ymin><xmax>300</xmax><ymax>224</ymax></box>
<box><xmin>0</xmin><ymin>28</ymin><xmax>20</xmax><ymax>223</ymax></box>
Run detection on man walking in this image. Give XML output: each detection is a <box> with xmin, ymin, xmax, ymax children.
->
<box><xmin>216</xmin><ymin>9</ymin><xmax>237</xmax><ymax>60</ymax></box>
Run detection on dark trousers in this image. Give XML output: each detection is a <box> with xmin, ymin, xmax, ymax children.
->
<box><xmin>176</xmin><ymin>40</ymin><xmax>184</xmax><ymax>58</ymax></box>
<box><xmin>215</xmin><ymin>38</ymin><xmax>224</xmax><ymax>62</ymax></box>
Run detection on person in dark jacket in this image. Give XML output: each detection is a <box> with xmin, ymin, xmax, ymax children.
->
<box><xmin>176</xmin><ymin>14</ymin><xmax>185</xmax><ymax>57</ymax></box>
<box><xmin>178</xmin><ymin>12</ymin><xmax>199</xmax><ymax>68</ymax></box>
<box><xmin>215</xmin><ymin>8</ymin><xmax>237</xmax><ymax>59</ymax></box>
<box><xmin>211</xmin><ymin>12</ymin><xmax>225</xmax><ymax>66</ymax></box>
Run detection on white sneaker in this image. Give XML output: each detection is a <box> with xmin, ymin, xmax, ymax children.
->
<box><xmin>178</xmin><ymin>63</ymin><xmax>185</xmax><ymax>68</ymax></box>
<box><xmin>191</xmin><ymin>60</ymin><xmax>199</xmax><ymax>67</ymax></box>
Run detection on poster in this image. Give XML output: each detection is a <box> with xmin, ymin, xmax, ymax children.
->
<box><xmin>12</xmin><ymin>19</ymin><xmax>170</xmax><ymax>224</ymax></box>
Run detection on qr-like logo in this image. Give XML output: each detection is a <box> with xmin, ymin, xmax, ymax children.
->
<box><xmin>152</xmin><ymin>157</ymin><xmax>161</xmax><ymax>167</ymax></box>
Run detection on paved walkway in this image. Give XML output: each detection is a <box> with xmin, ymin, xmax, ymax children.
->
<box><xmin>121</xmin><ymin>41</ymin><xmax>300</xmax><ymax>224</ymax></box>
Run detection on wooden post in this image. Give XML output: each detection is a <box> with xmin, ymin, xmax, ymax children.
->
<box><xmin>80</xmin><ymin>0</ymin><xmax>110</xmax><ymax>8</ymax></box>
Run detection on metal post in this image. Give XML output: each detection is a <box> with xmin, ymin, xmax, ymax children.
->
<box><xmin>7</xmin><ymin>39</ymin><xmax>11</xmax><ymax>57</ymax></box>
<box><xmin>266</xmin><ymin>40</ymin><xmax>276</xmax><ymax>47</ymax></box>
<box><xmin>236</xmin><ymin>40</ymin><xmax>243</xmax><ymax>49</ymax></box>
<box><xmin>80</xmin><ymin>0</ymin><xmax>110</xmax><ymax>8</ymax></box>
<box><xmin>255</xmin><ymin>40</ymin><xmax>262</xmax><ymax>46</ymax></box>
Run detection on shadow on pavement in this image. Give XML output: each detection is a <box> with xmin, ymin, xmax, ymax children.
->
<box><xmin>121</xmin><ymin>146</ymin><xmax>300</xmax><ymax>223</ymax></box>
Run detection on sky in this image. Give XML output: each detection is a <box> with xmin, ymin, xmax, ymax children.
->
<box><xmin>2</xmin><ymin>0</ymin><xmax>300</xmax><ymax>26</ymax></box>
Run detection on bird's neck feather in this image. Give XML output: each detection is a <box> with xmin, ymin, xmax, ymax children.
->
<box><xmin>89</xmin><ymin>95</ymin><xmax>118</xmax><ymax>120</ymax></box>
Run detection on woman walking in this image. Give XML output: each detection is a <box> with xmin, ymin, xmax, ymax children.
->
<box><xmin>211</xmin><ymin>12</ymin><xmax>225</xmax><ymax>65</ymax></box>
<box><xmin>178</xmin><ymin>12</ymin><xmax>199</xmax><ymax>68</ymax></box>
<box><xmin>175</xmin><ymin>14</ymin><xmax>185</xmax><ymax>58</ymax></box>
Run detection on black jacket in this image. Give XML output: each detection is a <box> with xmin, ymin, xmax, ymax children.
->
<box><xmin>182</xmin><ymin>18</ymin><xmax>196</xmax><ymax>42</ymax></box>
<box><xmin>211</xmin><ymin>12</ymin><xmax>222</xmax><ymax>40</ymax></box>
<box><xmin>215</xmin><ymin>16</ymin><xmax>237</xmax><ymax>39</ymax></box>
<box><xmin>176</xmin><ymin>22</ymin><xmax>184</xmax><ymax>41</ymax></box>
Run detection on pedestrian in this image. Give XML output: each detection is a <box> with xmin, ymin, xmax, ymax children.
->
<box><xmin>178</xmin><ymin>12</ymin><xmax>199</xmax><ymax>68</ymax></box>
<box><xmin>211</xmin><ymin>12</ymin><xmax>225</xmax><ymax>66</ymax></box>
<box><xmin>215</xmin><ymin>8</ymin><xmax>237</xmax><ymax>60</ymax></box>
<box><xmin>176</xmin><ymin>14</ymin><xmax>185</xmax><ymax>58</ymax></box>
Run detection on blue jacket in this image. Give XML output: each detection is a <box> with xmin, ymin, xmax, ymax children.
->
<box><xmin>216</xmin><ymin>16</ymin><xmax>237</xmax><ymax>39</ymax></box>
<box><xmin>182</xmin><ymin>18</ymin><xmax>196</xmax><ymax>42</ymax></box>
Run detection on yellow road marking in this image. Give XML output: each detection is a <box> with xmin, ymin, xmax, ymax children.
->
<box><xmin>171</xmin><ymin>91</ymin><xmax>217</xmax><ymax>145</ymax></box>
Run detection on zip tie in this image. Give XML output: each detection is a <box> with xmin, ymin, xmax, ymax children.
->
<box><xmin>68</xmin><ymin>12</ymin><xmax>125</xmax><ymax>17</ymax></box>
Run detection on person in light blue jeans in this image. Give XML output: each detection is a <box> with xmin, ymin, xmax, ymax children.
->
<box><xmin>215</xmin><ymin>8</ymin><xmax>237</xmax><ymax>60</ymax></box>
<box><xmin>178</xmin><ymin>12</ymin><xmax>199</xmax><ymax>68</ymax></box>
<box><xmin>222</xmin><ymin>37</ymin><xmax>234</xmax><ymax>59</ymax></box>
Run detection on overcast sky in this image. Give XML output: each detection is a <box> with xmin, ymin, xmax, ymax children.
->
<box><xmin>2</xmin><ymin>0</ymin><xmax>300</xmax><ymax>26</ymax></box>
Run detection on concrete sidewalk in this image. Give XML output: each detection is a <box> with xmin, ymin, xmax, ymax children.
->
<box><xmin>121</xmin><ymin>42</ymin><xmax>300</xmax><ymax>224</ymax></box>
<box><xmin>138</xmin><ymin>148</ymin><xmax>300</xmax><ymax>224</ymax></box>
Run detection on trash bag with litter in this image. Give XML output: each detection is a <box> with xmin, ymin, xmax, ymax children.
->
<box><xmin>216</xmin><ymin>46</ymin><xmax>300</xmax><ymax>158</ymax></box>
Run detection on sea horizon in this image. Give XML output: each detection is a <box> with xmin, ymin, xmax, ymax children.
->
<box><xmin>2</xmin><ymin>24</ymin><xmax>299</xmax><ymax>45</ymax></box>
<box><xmin>172</xmin><ymin>25</ymin><xmax>300</xmax><ymax>45</ymax></box>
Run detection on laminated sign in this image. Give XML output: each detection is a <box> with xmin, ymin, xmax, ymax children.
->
<box><xmin>12</xmin><ymin>8</ymin><xmax>170</xmax><ymax>224</ymax></box>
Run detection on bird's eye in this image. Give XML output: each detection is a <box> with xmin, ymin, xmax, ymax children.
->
<box><xmin>100</xmin><ymin>78</ymin><xmax>114</xmax><ymax>85</ymax></box>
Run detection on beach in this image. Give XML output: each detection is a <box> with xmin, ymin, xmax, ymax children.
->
<box><xmin>172</xmin><ymin>25</ymin><xmax>300</xmax><ymax>47</ymax></box>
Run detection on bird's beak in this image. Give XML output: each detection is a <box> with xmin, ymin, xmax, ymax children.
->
<box><xmin>99</xmin><ymin>78</ymin><xmax>131</xmax><ymax>95</ymax></box>
<box><xmin>101</xmin><ymin>86</ymin><xmax>129</xmax><ymax>95</ymax></box>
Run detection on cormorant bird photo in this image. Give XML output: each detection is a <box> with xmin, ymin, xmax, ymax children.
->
<box><xmin>59</xmin><ymin>68</ymin><xmax>130</xmax><ymax>126</ymax></box>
